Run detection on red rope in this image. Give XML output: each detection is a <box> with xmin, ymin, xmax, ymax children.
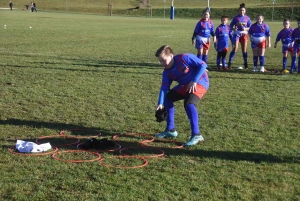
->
<box><xmin>112</xmin><ymin>133</ymin><xmax>154</xmax><ymax>143</ymax></box>
<box><xmin>119</xmin><ymin>146</ymin><xmax>164</xmax><ymax>158</ymax></box>
<box><xmin>8</xmin><ymin>146</ymin><xmax>58</xmax><ymax>156</ymax></box>
<box><xmin>141</xmin><ymin>138</ymin><xmax>184</xmax><ymax>149</ymax></box>
<box><xmin>59</xmin><ymin>128</ymin><xmax>102</xmax><ymax>138</ymax></box>
<box><xmin>52</xmin><ymin>150</ymin><xmax>101</xmax><ymax>163</ymax></box>
<box><xmin>36</xmin><ymin>135</ymin><xmax>80</xmax><ymax>147</ymax></box>
<box><xmin>99</xmin><ymin>156</ymin><xmax>148</xmax><ymax>169</ymax></box>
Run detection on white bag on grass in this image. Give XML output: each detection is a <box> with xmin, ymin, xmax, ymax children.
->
<box><xmin>16</xmin><ymin>140</ymin><xmax>52</xmax><ymax>153</ymax></box>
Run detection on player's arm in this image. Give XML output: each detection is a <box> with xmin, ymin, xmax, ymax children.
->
<box><xmin>187</xmin><ymin>59</ymin><xmax>207</xmax><ymax>93</ymax></box>
<box><xmin>214</xmin><ymin>28</ymin><xmax>219</xmax><ymax>50</ymax></box>
<box><xmin>266</xmin><ymin>26</ymin><xmax>271</xmax><ymax>48</ymax></box>
<box><xmin>191</xmin><ymin>32</ymin><xmax>197</xmax><ymax>45</ymax></box>
<box><xmin>192</xmin><ymin>22</ymin><xmax>200</xmax><ymax>45</ymax></box>
<box><xmin>274</xmin><ymin>32</ymin><xmax>281</xmax><ymax>48</ymax></box>
<box><xmin>210</xmin><ymin>23</ymin><xmax>216</xmax><ymax>43</ymax></box>
<box><xmin>157</xmin><ymin>73</ymin><xmax>172</xmax><ymax>108</ymax></box>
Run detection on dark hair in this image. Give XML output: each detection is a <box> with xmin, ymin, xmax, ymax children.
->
<box><xmin>203</xmin><ymin>8</ymin><xmax>210</xmax><ymax>14</ymax></box>
<box><xmin>221</xmin><ymin>15</ymin><xmax>229</xmax><ymax>20</ymax></box>
<box><xmin>155</xmin><ymin>45</ymin><xmax>174</xmax><ymax>57</ymax></box>
<box><xmin>239</xmin><ymin>3</ymin><xmax>246</xmax><ymax>9</ymax></box>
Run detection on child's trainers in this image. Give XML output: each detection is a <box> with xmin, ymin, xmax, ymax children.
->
<box><xmin>155</xmin><ymin>129</ymin><xmax>178</xmax><ymax>138</ymax></box>
<box><xmin>184</xmin><ymin>135</ymin><xmax>204</xmax><ymax>147</ymax></box>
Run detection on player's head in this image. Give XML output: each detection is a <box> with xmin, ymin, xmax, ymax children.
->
<box><xmin>283</xmin><ymin>18</ymin><xmax>290</xmax><ymax>29</ymax></box>
<box><xmin>203</xmin><ymin>9</ymin><xmax>210</xmax><ymax>20</ymax></box>
<box><xmin>256</xmin><ymin>14</ymin><xmax>264</xmax><ymax>24</ymax></box>
<box><xmin>238</xmin><ymin>3</ymin><xmax>246</xmax><ymax>16</ymax></box>
<box><xmin>221</xmin><ymin>15</ymin><xmax>228</xmax><ymax>24</ymax></box>
<box><xmin>155</xmin><ymin>45</ymin><xmax>174</xmax><ymax>69</ymax></box>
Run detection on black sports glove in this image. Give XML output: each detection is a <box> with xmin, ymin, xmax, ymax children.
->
<box><xmin>155</xmin><ymin>108</ymin><xmax>168</xmax><ymax>122</ymax></box>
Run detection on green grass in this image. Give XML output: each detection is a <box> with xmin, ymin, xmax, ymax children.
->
<box><xmin>1</xmin><ymin>0</ymin><xmax>298</xmax><ymax>12</ymax></box>
<box><xmin>0</xmin><ymin>10</ymin><xmax>300</xmax><ymax>200</ymax></box>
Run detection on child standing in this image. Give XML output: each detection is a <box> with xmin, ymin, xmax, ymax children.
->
<box><xmin>248</xmin><ymin>14</ymin><xmax>271</xmax><ymax>73</ymax></box>
<box><xmin>215</xmin><ymin>15</ymin><xmax>232</xmax><ymax>70</ymax></box>
<box><xmin>155</xmin><ymin>45</ymin><xmax>209</xmax><ymax>147</ymax></box>
<box><xmin>291</xmin><ymin>19</ymin><xmax>300</xmax><ymax>73</ymax></box>
<box><xmin>191</xmin><ymin>9</ymin><xmax>216</xmax><ymax>64</ymax></box>
<box><xmin>228</xmin><ymin>3</ymin><xmax>252</xmax><ymax>69</ymax></box>
<box><xmin>274</xmin><ymin>19</ymin><xmax>295</xmax><ymax>73</ymax></box>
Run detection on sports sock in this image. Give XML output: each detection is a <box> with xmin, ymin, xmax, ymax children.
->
<box><xmin>282</xmin><ymin>57</ymin><xmax>287</xmax><ymax>69</ymax></box>
<box><xmin>221</xmin><ymin>51</ymin><xmax>227</xmax><ymax>67</ymax></box>
<box><xmin>253</xmin><ymin>56</ymin><xmax>258</xmax><ymax>67</ymax></box>
<box><xmin>216</xmin><ymin>52</ymin><xmax>221</xmax><ymax>66</ymax></box>
<box><xmin>197</xmin><ymin>54</ymin><xmax>202</xmax><ymax>60</ymax></box>
<box><xmin>184</xmin><ymin>104</ymin><xmax>199</xmax><ymax>135</ymax></box>
<box><xmin>243</xmin><ymin>52</ymin><xmax>248</xmax><ymax>64</ymax></box>
<box><xmin>164</xmin><ymin>98</ymin><xmax>175</xmax><ymax>131</ymax></box>
<box><xmin>291</xmin><ymin>56</ymin><xmax>296</xmax><ymax>72</ymax></box>
<box><xmin>259</xmin><ymin>56</ymin><xmax>265</xmax><ymax>66</ymax></box>
<box><xmin>229</xmin><ymin>51</ymin><xmax>236</xmax><ymax>63</ymax></box>
<box><xmin>202</xmin><ymin>55</ymin><xmax>208</xmax><ymax>63</ymax></box>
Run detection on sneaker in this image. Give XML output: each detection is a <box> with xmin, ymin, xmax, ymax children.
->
<box><xmin>260</xmin><ymin>66</ymin><xmax>265</xmax><ymax>73</ymax></box>
<box><xmin>217</xmin><ymin>66</ymin><xmax>221</xmax><ymax>71</ymax></box>
<box><xmin>244</xmin><ymin>62</ymin><xmax>248</xmax><ymax>69</ymax></box>
<box><xmin>253</xmin><ymin>66</ymin><xmax>257</xmax><ymax>72</ymax></box>
<box><xmin>222</xmin><ymin>66</ymin><xmax>229</xmax><ymax>71</ymax></box>
<box><xmin>155</xmin><ymin>129</ymin><xmax>178</xmax><ymax>138</ymax></box>
<box><xmin>283</xmin><ymin>69</ymin><xmax>289</xmax><ymax>74</ymax></box>
<box><xmin>183</xmin><ymin>135</ymin><xmax>204</xmax><ymax>147</ymax></box>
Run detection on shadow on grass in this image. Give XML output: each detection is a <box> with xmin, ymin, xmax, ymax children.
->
<box><xmin>176</xmin><ymin>148</ymin><xmax>299</xmax><ymax>164</ymax></box>
<box><xmin>0</xmin><ymin>59</ymin><xmax>161</xmax><ymax>76</ymax></box>
<box><xmin>2</xmin><ymin>118</ymin><xmax>298</xmax><ymax>164</ymax></box>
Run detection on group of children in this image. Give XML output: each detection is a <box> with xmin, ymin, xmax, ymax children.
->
<box><xmin>192</xmin><ymin>3</ymin><xmax>300</xmax><ymax>74</ymax></box>
<box><xmin>153</xmin><ymin>3</ymin><xmax>300</xmax><ymax>147</ymax></box>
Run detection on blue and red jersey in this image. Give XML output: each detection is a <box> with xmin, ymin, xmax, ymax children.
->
<box><xmin>276</xmin><ymin>27</ymin><xmax>294</xmax><ymax>45</ymax></box>
<box><xmin>158</xmin><ymin>54</ymin><xmax>209</xmax><ymax>105</ymax></box>
<box><xmin>215</xmin><ymin>24</ymin><xmax>232</xmax><ymax>50</ymax></box>
<box><xmin>193</xmin><ymin>18</ymin><xmax>215</xmax><ymax>38</ymax></box>
<box><xmin>292</xmin><ymin>28</ymin><xmax>300</xmax><ymax>43</ymax></box>
<box><xmin>230</xmin><ymin>15</ymin><xmax>251</xmax><ymax>32</ymax></box>
<box><xmin>248</xmin><ymin>22</ymin><xmax>271</xmax><ymax>37</ymax></box>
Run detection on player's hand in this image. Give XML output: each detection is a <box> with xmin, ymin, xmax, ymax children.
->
<box><xmin>156</xmin><ymin>104</ymin><xmax>163</xmax><ymax>111</ymax></box>
<box><xmin>192</xmin><ymin>40</ymin><xmax>195</xmax><ymax>46</ymax></box>
<box><xmin>186</xmin><ymin>82</ymin><xmax>197</xmax><ymax>93</ymax></box>
<box><xmin>214</xmin><ymin>42</ymin><xmax>217</xmax><ymax>50</ymax></box>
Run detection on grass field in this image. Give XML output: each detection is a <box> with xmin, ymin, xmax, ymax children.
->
<box><xmin>1</xmin><ymin>0</ymin><xmax>298</xmax><ymax>12</ymax></box>
<box><xmin>0</xmin><ymin>10</ymin><xmax>300</xmax><ymax>201</ymax></box>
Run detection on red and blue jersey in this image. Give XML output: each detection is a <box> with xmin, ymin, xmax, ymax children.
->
<box><xmin>193</xmin><ymin>18</ymin><xmax>215</xmax><ymax>38</ymax></box>
<box><xmin>276</xmin><ymin>28</ymin><xmax>294</xmax><ymax>45</ymax></box>
<box><xmin>230</xmin><ymin>14</ymin><xmax>251</xmax><ymax>32</ymax></box>
<box><xmin>158</xmin><ymin>54</ymin><xmax>209</xmax><ymax>105</ymax></box>
<box><xmin>292</xmin><ymin>28</ymin><xmax>300</xmax><ymax>43</ymax></box>
<box><xmin>215</xmin><ymin>24</ymin><xmax>232</xmax><ymax>50</ymax></box>
<box><xmin>248</xmin><ymin>22</ymin><xmax>271</xmax><ymax>37</ymax></box>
